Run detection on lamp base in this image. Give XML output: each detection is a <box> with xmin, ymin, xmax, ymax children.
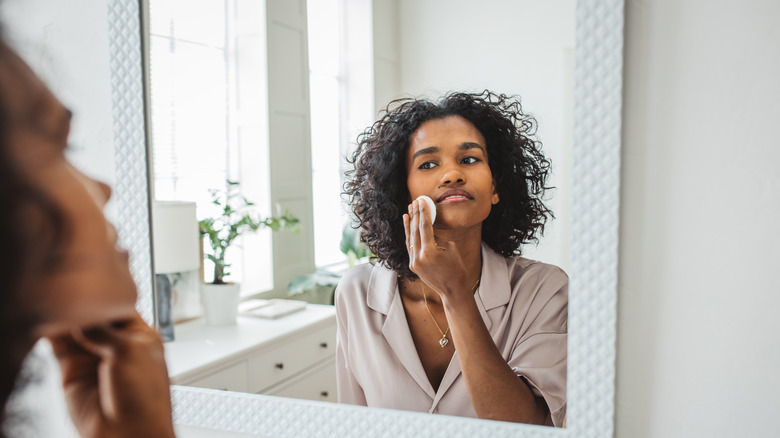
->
<box><xmin>155</xmin><ymin>274</ymin><xmax>175</xmax><ymax>341</ymax></box>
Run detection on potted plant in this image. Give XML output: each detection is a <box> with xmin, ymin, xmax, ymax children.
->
<box><xmin>200</xmin><ymin>180</ymin><xmax>300</xmax><ymax>325</ymax></box>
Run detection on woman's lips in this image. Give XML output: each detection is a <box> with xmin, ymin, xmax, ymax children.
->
<box><xmin>437</xmin><ymin>189</ymin><xmax>473</xmax><ymax>203</ymax></box>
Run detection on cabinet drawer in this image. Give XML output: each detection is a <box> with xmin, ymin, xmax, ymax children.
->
<box><xmin>248</xmin><ymin>322</ymin><xmax>336</xmax><ymax>392</ymax></box>
<box><xmin>265</xmin><ymin>358</ymin><xmax>336</xmax><ymax>402</ymax></box>
<box><xmin>186</xmin><ymin>361</ymin><xmax>248</xmax><ymax>392</ymax></box>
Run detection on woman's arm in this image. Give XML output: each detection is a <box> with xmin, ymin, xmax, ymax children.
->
<box><xmin>442</xmin><ymin>292</ymin><xmax>549</xmax><ymax>423</ymax></box>
<box><xmin>334</xmin><ymin>286</ymin><xmax>367</xmax><ymax>405</ymax></box>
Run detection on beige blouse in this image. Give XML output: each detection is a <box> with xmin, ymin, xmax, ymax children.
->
<box><xmin>335</xmin><ymin>243</ymin><xmax>568</xmax><ymax>427</ymax></box>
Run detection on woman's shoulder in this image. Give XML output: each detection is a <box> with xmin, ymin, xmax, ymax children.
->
<box><xmin>501</xmin><ymin>256</ymin><xmax>568</xmax><ymax>326</ymax></box>
<box><xmin>503</xmin><ymin>255</ymin><xmax>569</xmax><ymax>291</ymax></box>
<box><xmin>339</xmin><ymin>262</ymin><xmax>375</xmax><ymax>287</ymax></box>
<box><xmin>335</xmin><ymin>262</ymin><xmax>377</xmax><ymax>305</ymax></box>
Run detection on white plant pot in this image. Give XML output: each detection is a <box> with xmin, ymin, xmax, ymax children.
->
<box><xmin>201</xmin><ymin>283</ymin><xmax>240</xmax><ymax>326</ymax></box>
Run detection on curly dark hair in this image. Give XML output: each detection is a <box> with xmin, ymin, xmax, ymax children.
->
<box><xmin>344</xmin><ymin>90</ymin><xmax>554</xmax><ymax>279</ymax></box>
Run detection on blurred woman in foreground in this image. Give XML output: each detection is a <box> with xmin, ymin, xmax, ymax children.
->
<box><xmin>0</xmin><ymin>34</ymin><xmax>176</xmax><ymax>438</ymax></box>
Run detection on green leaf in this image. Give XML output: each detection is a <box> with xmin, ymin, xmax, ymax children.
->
<box><xmin>340</xmin><ymin>223</ymin><xmax>371</xmax><ymax>263</ymax></box>
<box><xmin>199</xmin><ymin>179</ymin><xmax>302</xmax><ymax>283</ymax></box>
<box><xmin>288</xmin><ymin>275</ymin><xmax>317</xmax><ymax>295</ymax></box>
<box><xmin>288</xmin><ymin>270</ymin><xmax>342</xmax><ymax>295</ymax></box>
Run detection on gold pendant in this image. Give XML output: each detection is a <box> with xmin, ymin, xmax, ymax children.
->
<box><xmin>439</xmin><ymin>335</ymin><xmax>449</xmax><ymax>348</ymax></box>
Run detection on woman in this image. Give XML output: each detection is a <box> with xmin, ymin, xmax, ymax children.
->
<box><xmin>336</xmin><ymin>91</ymin><xmax>567</xmax><ymax>426</ymax></box>
<box><xmin>0</xmin><ymin>36</ymin><xmax>176</xmax><ymax>438</ymax></box>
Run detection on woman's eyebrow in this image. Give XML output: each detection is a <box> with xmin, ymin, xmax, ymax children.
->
<box><xmin>458</xmin><ymin>142</ymin><xmax>485</xmax><ymax>153</ymax></box>
<box><xmin>412</xmin><ymin>146</ymin><xmax>439</xmax><ymax>160</ymax></box>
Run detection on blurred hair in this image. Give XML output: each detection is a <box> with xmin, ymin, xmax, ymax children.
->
<box><xmin>0</xmin><ymin>39</ymin><xmax>67</xmax><ymax>433</ymax></box>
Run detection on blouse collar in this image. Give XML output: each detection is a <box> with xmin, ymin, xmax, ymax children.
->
<box><xmin>366</xmin><ymin>242</ymin><xmax>511</xmax><ymax>315</ymax></box>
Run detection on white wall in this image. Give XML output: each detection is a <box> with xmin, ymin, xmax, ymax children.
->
<box><xmin>617</xmin><ymin>1</ymin><xmax>780</xmax><ymax>437</ymax></box>
<box><xmin>0</xmin><ymin>0</ymin><xmax>117</xmax><ymax>220</ymax></box>
<box><xmin>384</xmin><ymin>0</ymin><xmax>576</xmax><ymax>271</ymax></box>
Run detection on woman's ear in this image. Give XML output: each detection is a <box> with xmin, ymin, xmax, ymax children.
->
<box><xmin>491</xmin><ymin>180</ymin><xmax>499</xmax><ymax>205</ymax></box>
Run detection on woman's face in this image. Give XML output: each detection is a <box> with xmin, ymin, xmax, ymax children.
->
<box><xmin>1</xmin><ymin>48</ymin><xmax>137</xmax><ymax>337</ymax></box>
<box><xmin>405</xmin><ymin>115</ymin><xmax>499</xmax><ymax>231</ymax></box>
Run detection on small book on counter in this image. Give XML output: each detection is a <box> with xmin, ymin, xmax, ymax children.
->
<box><xmin>238</xmin><ymin>299</ymin><xmax>307</xmax><ymax>319</ymax></box>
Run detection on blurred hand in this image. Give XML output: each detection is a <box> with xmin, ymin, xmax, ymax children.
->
<box><xmin>48</xmin><ymin>311</ymin><xmax>176</xmax><ymax>438</ymax></box>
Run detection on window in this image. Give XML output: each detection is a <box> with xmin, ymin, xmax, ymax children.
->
<box><xmin>307</xmin><ymin>0</ymin><xmax>374</xmax><ymax>269</ymax></box>
<box><xmin>149</xmin><ymin>0</ymin><xmax>367</xmax><ymax>297</ymax></box>
<box><xmin>149</xmin><ymin>0</ymin><xmax>272</xmax><ymax>295</ymax></box>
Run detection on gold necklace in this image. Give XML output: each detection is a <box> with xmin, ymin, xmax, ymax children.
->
<box><xmin>418</xmin><ymin>277</ymin><xmax>480</xmax><ymax>348</ymax></box>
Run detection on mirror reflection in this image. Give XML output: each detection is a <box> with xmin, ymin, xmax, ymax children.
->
<box><xmin>150</xmin><ymin>0</ymin><xmax>574</xmax><ymax>426</ymax></box>
<box><xmin>336</xmin><ymin>92</ymin><xmax>567</xmax><ymax>425</ymax></box>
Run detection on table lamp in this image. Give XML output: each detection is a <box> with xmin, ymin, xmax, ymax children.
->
<box><xmin>152</xmin><ymin>201</ymin><xmax>200</xmax><ymax>341</ymax></box>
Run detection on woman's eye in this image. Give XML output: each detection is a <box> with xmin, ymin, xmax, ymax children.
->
<box><xmin>462</xmin><ymin>156</ymin><xmax>481</xmax><ymax>164</ymax></box>
<box><xmin>418</xmin><ymin>161</ymin><xmax>437</xmax><ymax>170</ymax></box>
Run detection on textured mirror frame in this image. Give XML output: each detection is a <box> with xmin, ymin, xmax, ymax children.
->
<box><xmin>111</xmin><ymin>0</ymin><xmax>624</xmax><ymax>436</ymax></box>
<box><xmin>108</xmin><ymin>0</ymin><xmax>154</xmax><ymax>324</ymax></box>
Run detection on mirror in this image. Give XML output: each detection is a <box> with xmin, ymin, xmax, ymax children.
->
<box><xmin>168</xmin><ymin>0</ymin><xmax>623</xmax><ymax>437</ymax></box>
<box><xmin>0</xmin><ymin>0</ymin><xmax>621</xmax><ymax>435</ymax></box>
<box><xmin>148</xmin><ymin>0</ymin><xmax>577</xmax><ymax>424</ymax></box>
<box><xmin>141</xmin><ymin>0</ymin><xmax>624</xmax><ymax>436</ymax></box>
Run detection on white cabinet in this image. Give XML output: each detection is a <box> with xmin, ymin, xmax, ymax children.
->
<box><xmin>266</xmin><ymin>358</ymin><xmax>337</xmax><ymax>402</ymax></box>
<box><xmin>164</xmin><ymin>303</ymin><xmax>337</xmax><ymax>399</ymax></box>
<box><xmin>247</xmin><ymin>324</ymin><xmax>336</xmax><ymax>393</ymax></box>
<box><xmin>187</xmin><ymin>361</ymin><xmax>249</xmax><ymax>392</ymax></box>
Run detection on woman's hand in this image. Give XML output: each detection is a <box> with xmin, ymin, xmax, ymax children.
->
<box><xmin>48</xmin><ymin>311</ymin><xmax>176</xmax><ymax>438</ymax></box>
<box><xmin>403</xmin><ymin>198</ymin><xmax>474</xmax><ymax>299</ymax></box>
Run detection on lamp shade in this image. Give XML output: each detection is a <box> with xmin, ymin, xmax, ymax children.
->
<box><xmin>152</xmin><ymin>201</ymin><xmax>200</xmax><ymax>274</ymax></box>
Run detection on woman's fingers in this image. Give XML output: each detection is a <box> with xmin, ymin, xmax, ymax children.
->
<box><xmin>416</xmin><ymin>198</ymin><xmax>437</xmax><ymax>249</ymax></box>
<box><xmin>403</xmin><ymin>213</ymin><xmax>411</xmax><ymax>254</ymax></box>
<box><xmin>49</xmin><ymin>332</ymin><xmax>84</xmax><ymax>359</ymax></box>
<box><xmin>406</xmin><ymin>198</ymin><xmax>442</xmax><ymax>278</ymax></box>
<box><xmin>70</xmin><ymin>320</ymin><xmax>127</xmax><ymax>359</ymax></box>
<box><xmin>409</xmin><ymin>201</ymin><xmax>420</xmax><ymax>256</ymax></box>
<box><xmin>406</xmin><ymin>200</ymin><xmax>422</xmax><ymax>275</ymax></box>
<box><xmin>68</xmin><ymin>312</ymin><xmax>160</xmax><ymax>361</ymax></box>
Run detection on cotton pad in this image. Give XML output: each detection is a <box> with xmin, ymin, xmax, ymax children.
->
<box><xmin>416</xmin><ymin>195</ymin><xmax>437</xmax><ymax>224</ymax></box>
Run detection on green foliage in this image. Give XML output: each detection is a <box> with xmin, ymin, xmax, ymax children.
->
<box><xmin>288</xmin><ymin>270</ymin><xmax>341</xmax><ymax>295</ymax></box>
<box><xmin>340</xmin><ymin>224</ymin><xmax>372</xmax><ymax>267</ymax></box>
<box><xmin>199</xmin><ymin>180</ymin><xmax>300</xmax><ymax>284</ymax></box>
<box><xmin>288</xmin><ymin>222</ymin><xmax>372</xmax><ymax>304</ymax></box>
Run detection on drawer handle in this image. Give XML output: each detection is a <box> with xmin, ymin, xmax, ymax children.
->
<box><xmin>275</xmin><ymin>363</ymin><xmax>284</xmax><ymax>370</ymax></box>
<box><xmin>320</xmin><ymin>391</ymin><xmax>329</xmax><ymax>397</ymax></box>
<box><xmin>319</xmin><ymin>342</ymin><xmax>328</xmax><ymax>349</ymax></box>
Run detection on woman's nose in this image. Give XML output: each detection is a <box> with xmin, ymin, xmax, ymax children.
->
<box><xmin>439</xmin><ymin>167</ymin><xmax>465</xmax><ymax>186</ymax></box>
<box><xmin>96</xmin><ymin>180</ymin><xmax>112</xmax><ymax>202</ymax></box>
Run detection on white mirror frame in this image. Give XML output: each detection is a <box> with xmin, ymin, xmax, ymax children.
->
<box><xmin>109</xmin><ymin>0</ymin><xmax>624</xmax><ymax>436</ymax></box>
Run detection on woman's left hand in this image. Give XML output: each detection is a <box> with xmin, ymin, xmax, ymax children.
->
<box><xmin>403</xmin><ymin>198</ymin><xmax>473</xmax><ymax>299</ymax></box>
